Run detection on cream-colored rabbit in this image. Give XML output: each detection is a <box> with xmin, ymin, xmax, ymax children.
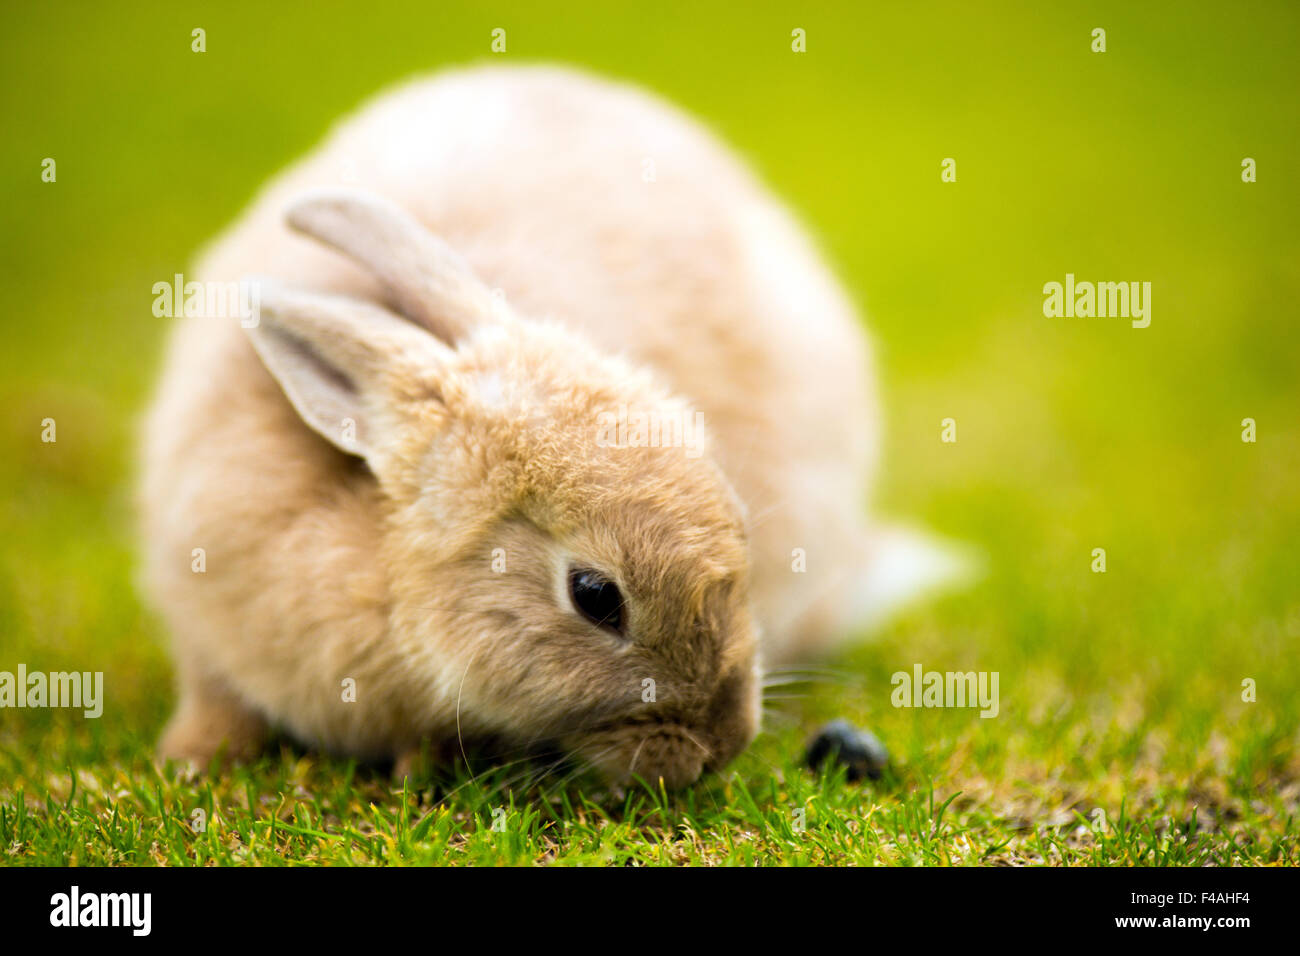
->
<box><xmin>139</xmin><ymin>64</ymin><xmax>948</xmax><ymax>787</ymax></box>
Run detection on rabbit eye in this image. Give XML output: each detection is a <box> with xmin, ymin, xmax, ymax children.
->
<box><xmin>568</xmin><ymin>567</ymin><xmax>624</xmax><ymax>634</ymax></box>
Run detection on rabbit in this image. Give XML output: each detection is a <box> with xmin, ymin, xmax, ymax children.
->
<box><xmin>139</xmin><ymin>64</ymin><xmax>956</xmax><ymax>788</ymax></box>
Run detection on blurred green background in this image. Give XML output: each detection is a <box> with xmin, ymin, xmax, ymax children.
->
<box><xmin>1</xmin><ymin>0</ymin><xmax>1297</xmax><ymax>859</ymax></box>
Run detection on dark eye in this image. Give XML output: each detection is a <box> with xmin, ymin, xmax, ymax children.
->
<box><xmin>568</xmin><ymin>567</ymin><xmax>624</xmax><ymax>634</ymax></box>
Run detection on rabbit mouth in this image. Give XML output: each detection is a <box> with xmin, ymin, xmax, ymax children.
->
<box><xmin>566</xmin><ymin>722</ymin><xmax>719</xmax><ymax>789</ymax></box>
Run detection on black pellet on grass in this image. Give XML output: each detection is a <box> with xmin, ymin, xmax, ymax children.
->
<box><xmin>804</xmin><ymin>719</ymin><xmax>889</xmax><ymax>782</ymax></box>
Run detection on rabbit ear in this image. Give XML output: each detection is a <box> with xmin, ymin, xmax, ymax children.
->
<box><xmin>245</xmin><ymin>281</ymin><xmax>452</xmax><ymax>462</ymax></box>
<box><xmin>285</xmin><ymin>189</ymin><xmax>502</xmax><ymax>344</ymax></box>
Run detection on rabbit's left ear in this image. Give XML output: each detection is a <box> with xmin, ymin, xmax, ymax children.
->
<box><xmin>285</xmin><ymin>189</ymin><xmax>505</xmax><ymax>345</ymax></box>
<box><xmin>244</xmin><ymin>282</ymin><xmax>453</xmax><ymax>465</ymax></box>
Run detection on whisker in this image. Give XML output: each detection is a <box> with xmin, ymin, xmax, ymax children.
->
<box><xmin>430</xmin><ymin>749</ymin><xmax>564</xmax><ymax>805</ymax></box>
<box><xmin>540</xmin><ymin>744</ymin><xmax>619</xmax><ymax>802</ymax></box>
<box><xmin>760</xmin><ymin>676</ymin><xmax>818</xmax><ymax>689</ymax></box>
<box><xmin>735</xmin><ymin>742</ymin><xmax>787</xmax><ymax>781</ymax></box>
<box><xmin>763</xmin><ymin>666</ymin><xmax>857</xmax><ymax>678</ymax></box>
<box><xmin>627</xmin><ymin>736</ymin><xmax>649</xmax><ymax>778</ymax></box>
<box><xmin>679</xmin><ymin>728</ymin><xmax>713</xmax><ymax>760</ymax></box>
<box><xmin>502</xmin><ymin>754</ymin><xmax>569</xmax><ymax>796</ymax></box>
<box><xmin>455</xmin><ymin>648</ymin><xmax>482</xmax><ymax>788</ymax></box>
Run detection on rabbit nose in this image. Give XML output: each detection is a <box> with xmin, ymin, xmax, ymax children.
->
<box><xmin>625</xmin><ymin>733</ymin><xmax>707</xmax><ymax>789</ymax></box>
<box><xmin>646</xmin><ymin>758</ymin><xmax>704</xmax><ymax>790</ymax></box>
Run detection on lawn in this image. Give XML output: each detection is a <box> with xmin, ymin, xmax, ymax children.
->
<box><xmin>1</xmin><ymin>0</ymin><xmax>1297</xmax><ymax>865</ymax></box>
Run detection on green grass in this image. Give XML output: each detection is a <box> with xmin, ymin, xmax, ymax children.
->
<box><xmin>2</xmin><ymin>0</ymin><xmax>1298</xmax><ymax>865</ymax></box>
